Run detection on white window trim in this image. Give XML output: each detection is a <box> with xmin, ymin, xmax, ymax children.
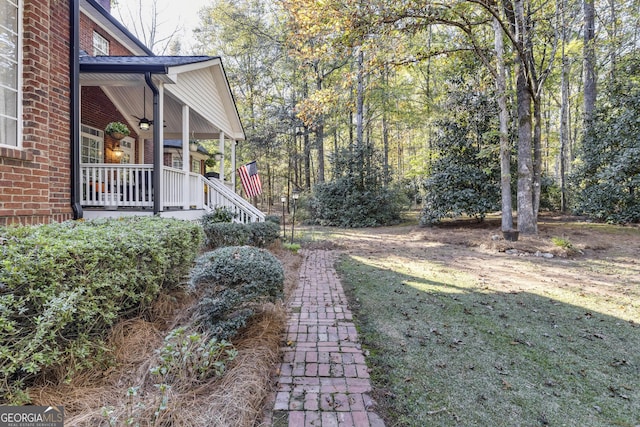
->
<box><xmin>171</xmin><ymin>152</ymin><xmax>183</xmax><ymax>169</ymax></box>
<box><xmin>0</xmin><ymin>0</ymin><xmax>22</xmax><ymax>149</ymax></box>
<box><xmin>119</xmin><ymin>136</ymin><xmax>134</xmax><ymax>164</ymax></box>
<box><xmin>80</xmin><ymin>124</ymin><xmax>104</xmax><ymax>164</ymax></box>
<box><xmin>92</xmin><ymin>31</ymin><xmax>109</xmax><ymax>56</ymax></box>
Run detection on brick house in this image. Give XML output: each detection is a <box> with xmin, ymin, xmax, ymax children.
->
<box><xmin>0</xmin><ymin>0</ymin><xmax>261</xmax><ymax>226</ymax></box>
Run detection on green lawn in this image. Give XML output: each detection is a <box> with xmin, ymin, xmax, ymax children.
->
<box><xmin>329</xmin><ymin>225</ymin><xmax>639</xmax><ymax>427</ymax></box>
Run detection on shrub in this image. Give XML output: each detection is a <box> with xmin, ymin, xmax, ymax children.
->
<box><xmin>190</xmin><ymin>246</ymin><xmax>284</xmax><ymax>340</ymax></box>
<box><xmin>150</xmin><ymin>327</ymin><xmax>237</xmax><ymax>384</ymax></box>
<box><xmin>310</xmin><ymin>177</ymin><xmax>406</xmax><ymax>227</ymax></box>
<box><xmin>202</xmin><ymin>222</ymin><xmax>250</xmax><ymax>249</ymax></box>
<box><xmin>415</xmin><ymin>82</ymin><xmax>502</xmax><ymax>226</ymax></box>
<box><xmin>202</xmin><ymin>221</ymin><xmax>280</xmax><ymax>249</ymax></box>
<box><xmin>0</xmin><ymin>217</ymin><xmax>202</xmax><ymax>403</ymax></box>
<box><xmin>201</xmin><ymin>207</ymin><xmax>235</xmax><ymax>225</ymax></box>
<box><xmin>264</xmin><ymin>215</ymin><xmax>281</xmax><ymax>225</ymax></box>
<box><xmin>247</xmin><ymin>221</ymin><xmax>280</xmax><ymax>248</ymax></box>
<box><xmin>571</xmin><ymin>56</ymin><xmax>640</xmax><ymax>224</ymax></box>
<box><xmin>307</xmin><ymin>144</ymin><xmax>407</xmax><ymax>228</ymax></box>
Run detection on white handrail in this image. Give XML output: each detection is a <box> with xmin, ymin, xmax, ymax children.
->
<box><xmin>80</xmin><ymin>164</ymin><xmax>264</xmax><ymax>223</ymax></box>
<box><xmin>80</xmin><ymin>163</ymin><xmax>153</xmax><ymax>208</ymax></box>
<box><xmin>200</xmin><ymin>175</ymin><xmax>264</xmax><ymax>223</ymax></box>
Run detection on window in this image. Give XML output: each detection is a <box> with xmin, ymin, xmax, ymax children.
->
<box><xmin>119</xmin><ymin>137</ymin><xmax>134</xmax><ymax>164</ymax></box>
<box><xmin>93</xmin><ymin>31</ymin><xmax>109</xmax><ymax>56</ymax></box>
<box><xmin>81</xmin><ymin>125</ymin><xmax>104</xmax><ymax>163</ymax></box>
<box><xmin>171</xmin><ymin>153</ymin><xmax>182</xmax><ymax>169</ymax></box>
<box><xmin>192</xmin><ymin>158</ymin><xmax>201</xmax><ymax>174</ymax></box>
<box><xmin>0</xmin><ymin>0</ymin><xmax>21</xmax><ymax>147</ymax></box>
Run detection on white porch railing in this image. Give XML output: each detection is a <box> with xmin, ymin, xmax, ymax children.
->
<box><xmin>80</xmin><ymin>164</ymin><xmax>264</xmax><ymax>223</ymax></box>
<box><xmin>200</xmin><ymin>174</ymin><xmax>265</xmax><ymax>223</ymax></box>
<box><xmin>80</xmin><ymin>163</ymin><xmax>154</xmax><ymax>208</ymax></box>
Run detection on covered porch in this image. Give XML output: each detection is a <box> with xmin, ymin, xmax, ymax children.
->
<box><xmin>78</xmin><ymin>55</ymin><xmax>263</xmax><ymax>222</ymax></box>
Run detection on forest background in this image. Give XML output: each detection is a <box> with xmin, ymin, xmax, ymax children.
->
<box><xmin>115</xmin><ymin>0</ymin><xmax>640</xmax><ymax>232</ymax></box>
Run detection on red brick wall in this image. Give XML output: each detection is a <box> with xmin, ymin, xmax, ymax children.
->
<box><xmin>0</xmin><ymin>1</ymin><xmax>142</xmax><ymax>226</ymax></box>
<box><xmin>81</xmin><ymin>87</ymin><xmax>140</xmax><ymax>163</ymax></box>
<box><xmin>79</xmin><ymin>7</ymin><xmax>140</xmax><ymax>164</ymax></box>
<box><xmin>80</xmin><ymin>13</ymin><xmax>132</xmax><ymax>56</ymax></box>
<box><xmin>0</xmin><ymin>0</ymin><xmax>73</xmax><ymax>226</ymax></box>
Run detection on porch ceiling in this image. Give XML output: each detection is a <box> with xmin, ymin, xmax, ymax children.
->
<box><xmin>79</xmin><ymin>56</ymin><xmax>246</xmax><ymax>141</ymax></box>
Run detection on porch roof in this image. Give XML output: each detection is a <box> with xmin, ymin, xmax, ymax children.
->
<box><xmin>79</xmin><ymin>56</ymin><xmax>245</xmax><ymax>141</ymax></box>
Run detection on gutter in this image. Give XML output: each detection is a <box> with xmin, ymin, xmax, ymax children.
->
<box><xmin>70</xmin><ymin>0</ymin><xmax>83</xmax><ymax>219</ymax></box>
<box><xmin>79</xmin><ymin>63</ymin><xmax>168</xmax><ymax>74</ymax></box>
<box><xmin>145</xmin><ymin>72</ymin><xmax>161</xmax><ymax>215</ymax></box>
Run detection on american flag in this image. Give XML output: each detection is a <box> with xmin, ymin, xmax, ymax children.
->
<box><xmin>237</xmin><ymin>161</ymin><xmax>262</xmax><ymax>198</ymax></box>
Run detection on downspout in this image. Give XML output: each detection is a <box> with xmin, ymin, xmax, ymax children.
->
<box><xmin>145</xmin><ymin>72</ymin><xmax>161</xmax><ymax>214</ymax></box>
<box><xmin>70</xmin><ymin>0</ymin><xmax>83</xmax><ymax>219</ymax></box>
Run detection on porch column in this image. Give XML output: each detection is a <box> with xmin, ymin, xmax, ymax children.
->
<box><xmin>231</xmin><ymin>139</ymin><xmax>236</xmax><ymax>192</ymax></box>
<box><xmin>219</xmin><ymin>132</ymin><xmax>225</xmax><ymax>183</ymax></box>
<box><xmin>148</xmin><ymin>73</ymin><xmax>162</xmax><ymax>214</ymax></box>
<box><xmin>182</xmin><ymin>105</ymin><xmax>190</xmax><ymax>209</ymax></box>
<box><xmin>157</xmin><ymin>82</ymin><xmax>165</xmax><ymax>211</ymax></box>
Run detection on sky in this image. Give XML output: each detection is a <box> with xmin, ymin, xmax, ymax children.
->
<box><xmin>112</xmin><ymin>0</ymin><xmax>211</xmax><ymax>54</ymax></box>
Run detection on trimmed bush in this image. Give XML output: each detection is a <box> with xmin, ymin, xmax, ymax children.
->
<box><xmin>202</xmin><ymin>222</ymin><xmax>250</xmax><ymax>249</ymax></box>
<box><xmin>264</xmin><ymin>215</ymin><xmax>281</xmax><ymax>225</ymax></box>
<box><xmin>190</xmin><ymin>246</ymin><xmax>284</xmax><ymax>340</ymax></box>
<box><xmin>310</xmin><ymin>177</ymin><xmax>406</xmax><ymax>227</ymax></box>
<box><xmin>202</xmin><ymin>221</ymin><xmax>280</xmax><ymax>249</ymax></box>
<box><xmin>0</xmin><ymin>217</ymin><xmax>202</xmax><ymax>403</ymax></box>
<box><xmin>247</xmin><ymin>221</ymin><xmax>280</xmax><ymax>248</ymax></box>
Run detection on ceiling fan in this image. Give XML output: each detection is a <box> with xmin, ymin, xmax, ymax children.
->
<box><xmin>133</xmin><ymin>87</ymin><xmax>153</xmax><ymax>131</ymax></box>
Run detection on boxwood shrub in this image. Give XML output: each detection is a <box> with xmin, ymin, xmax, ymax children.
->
<box><xmin>0</xmin><ymin>217</ymin><xmax>202</xmax><ymax>403</ymax></box>
<box><xmin>190</xmin><ymin>246</ymin><xmax>284</xmax><ymax>340</ymax></box>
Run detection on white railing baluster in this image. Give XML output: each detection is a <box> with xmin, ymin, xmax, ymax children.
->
<box><xmin>80</xmin><ymin>164</ymin><xmax>265</xmax><ymax>222</ymax></box>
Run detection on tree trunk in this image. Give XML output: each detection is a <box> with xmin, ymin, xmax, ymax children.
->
<box><xmin>355</xmin><ymin>48</ymin><xmax>365</xmax><ymax>188</ymax></box>
<box><xmin>304</xmin><ymin>132</ymin><xmax>311</xmax><ymax>190</ymax></box>
<box><xmin>493</xmin><ymin>16</ymin><xmax>514</xmax><ymax>232</ymax></box>
<box><xmin>316</xmin><ymin>123</ymin><xmax>325</xmax><ymax>184</ymax></box>
<box><xmin>355</xmin><ymin>48</ymin><xmax>365</xmax><ymax>149</ymax></box>
<box><xmin>382</xmin><ymin>65</ymin><xmax>390</xmax><ymax>186</ymax></box>
<box><xmin>532</xmin><ymin>95</ymin><xmax>542</xmax><ymax>219</ymax></box>
<box><xmin>514</xmin><ymin>0</ymin><xmax>537</xmax><ymax>235</ymax></box>
<box><xmin>516</xmin><ymin>67</ymin><xmax>536</xmax><ymax>234</ymax></box>
<box><xmin>316</xmin><ymin>72</ymin><xmax>325</xmax><ymax>183</ymax></box>
<box><xmin>560</xmin><ymin>0</ymin><xmax>569</xmax><ymax>212</ymax></box>
<box><xmin>583</xmin><ymin>0</ymin><xmax>596</xmax><ymax>124</ymax></box>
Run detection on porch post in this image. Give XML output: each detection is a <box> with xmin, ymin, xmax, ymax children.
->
<box><xmin>182</xmin><ymin>104</ymin><xmax>190</xmax><ymax>209</ymax></box>
<box><xmin>219</xmin><ymin>132</ymin><xmax>225</xmax><ymax>183</ymax></box>
<box><xmin>231</xmin><ymin>139</ymin><xmax>236</xmax><ymax>192</ymax></box>
<box><xmin>147</xmin><ymin>73</ymin><xmax>162</xmax><ymax>215</ymax></box>
<box><xmin>158</xmin><ymin>83</ymin><xmax>165</xmax><ymax>211</ymax></box>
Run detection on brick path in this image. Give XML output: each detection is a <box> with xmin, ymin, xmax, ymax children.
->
<box><xmin>268</xmin><ymin>250</ymin><xmax>385</xmax><ymax>426</ymax></box>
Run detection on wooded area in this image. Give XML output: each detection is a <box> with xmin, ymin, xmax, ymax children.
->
<box><xmin>188</xmin><ymin>0</ymin><xmax>640</xmax><ymax>232</ymax></box>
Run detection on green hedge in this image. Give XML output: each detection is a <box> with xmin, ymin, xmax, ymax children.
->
<box><xmin>190</xmin><ymin>246</ymin><xmax>284</xmax><ymax>340</ymax></box>
<box><xmin>0</xmin><ymin>217</ymin><xmax>202</xmax><ymax>403</ymax></box>
<box><xmin>202</xmin><ymin>220</ymin><xmax>280</xmax><ymax>249</ymax></box>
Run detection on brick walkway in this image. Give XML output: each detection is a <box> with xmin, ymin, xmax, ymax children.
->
<box><xmin>268</xmin><ymin>250</ymin><xmax>385</xmax><ymax>427</ymax></box>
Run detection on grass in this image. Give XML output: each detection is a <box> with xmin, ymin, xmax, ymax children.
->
<box><xmin>326</xmin><ymin>224</ymin><xmax>640</xmax><ymax>427</ymax></box>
